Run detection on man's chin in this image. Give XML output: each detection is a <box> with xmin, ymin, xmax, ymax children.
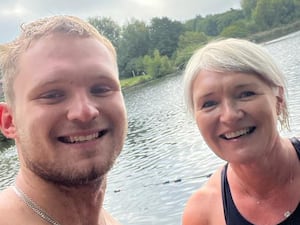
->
<box><xmin>47</xmin><ymin>169</ymin><xmax>105</xmax><ymax>187</ymax></box>
<box><xmin>28</xmin><ymin>162</ymin><xmax>108</xmax><ymax>187</ymax></box>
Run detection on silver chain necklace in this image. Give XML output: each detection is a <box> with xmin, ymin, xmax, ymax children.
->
<box><xmin>12</xmin><ymin>184</ymin><xmax>61</xmax><ymax>225</ymax></box>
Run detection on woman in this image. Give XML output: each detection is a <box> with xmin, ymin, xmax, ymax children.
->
<box><xmin>182</xmin><ymin>38</ymin><xmax>300</xmax><ymax>225</ymax></box>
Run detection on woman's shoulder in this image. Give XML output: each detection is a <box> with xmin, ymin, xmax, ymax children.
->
<box><xmin>190</xmin><ymin>166</ymin><xmax>223</xmax><ymax>202</ymax></box>
<box><xmin>182</xmin><ymin>167</ymin><xmax>225</xmax><ymax>225</ymax></box>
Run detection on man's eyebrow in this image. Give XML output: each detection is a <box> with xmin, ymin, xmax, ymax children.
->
<box><xmin>33</xmin><ymin>77</ymin><xmax>66</xmax><ymax>88</ymax></box>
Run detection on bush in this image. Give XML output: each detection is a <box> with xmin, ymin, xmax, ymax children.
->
<box><xmin>0</xmin><ymin>133</ymin><xmax>14</xmax><ymax>151</ymax></box>
<box><xmin>143</xmin><ymin>49</ymin><xmax>174</xmax><ymax>78</ymax></box>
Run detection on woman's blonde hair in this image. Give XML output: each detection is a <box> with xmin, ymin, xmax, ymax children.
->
<box><xmin>183</xmin><ymin>38</ymin><xmax>289</xmax><ymax>130</ymax></box>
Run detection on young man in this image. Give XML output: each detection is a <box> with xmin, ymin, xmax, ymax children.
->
<box><xmin>0</xmin><ymin>15</ymin><xmax>127</xmax><ymax>225</ymax></box>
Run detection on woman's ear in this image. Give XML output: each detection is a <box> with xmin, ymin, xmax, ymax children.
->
<box><xmin>275</xmin><ymin>86</ymin><xmax>284</xmax><ymax>115</ymax></box>
<box><xmin>0</xmin><ymin>103</ymin><xmax>17</xmax><ymax>139</ymax></box>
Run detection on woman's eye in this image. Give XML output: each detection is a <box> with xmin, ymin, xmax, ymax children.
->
<box><xmin>202</xmin><ymin>100</ymin><xmax>217</xmax><ymax>109</ymax></box>
<box><xmin>239</xmin><ymin>91</ymin><xmax>255</xmax><ymax>98</ymax></box>
<box><xmin>91</xmin><ymin>85</ymin><xmax>112</xmax><ymax>95</ymax></box>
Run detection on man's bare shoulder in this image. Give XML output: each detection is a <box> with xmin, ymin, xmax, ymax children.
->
<box><xmin>102</xmin><ymin>208</ymin><xmax>123</xmax><ymax>225</ymax></box>
<box><xmin>0</xmin><ymin>187</ymin><xmax>36</xmax><ymax>225</ymax></box>
<box><xmin>0</xmin><ymin>187</ymin><xmax>26</xmax><ymax>225</ymax></box>
<box><xmin>182</xmin><ymin>167</ymin><xmax>225</xmax><ymax>225</ymax></box>
<box><xmin>0</xmin><ymin>187</ymin><xmax>15</xmax><ymax>209</ymax></box>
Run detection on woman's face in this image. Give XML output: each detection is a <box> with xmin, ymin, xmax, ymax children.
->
<box><xmin>192</xmin><ymin>70</ymin><xmax>282</xmax><ymax>163</ymax></box>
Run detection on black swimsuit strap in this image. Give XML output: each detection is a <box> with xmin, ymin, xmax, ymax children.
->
<box><xmin>221</xmin><ymin>164</ymin><xmax>229</xmax><ymax>224</ymax></box>
<box><xmin>290</xmin><ymin>137</ymin><xmax>300</xmax><ymax>160</ymax></box>
<box><xmin>221</xmin><ymin>137</ymin><xmax>300</xmax><ymax>225</ymax></box>
<box><xmin>221</xmin><ymin>164</ymin><xmax>253</xmax><ymax>225</ymax></box>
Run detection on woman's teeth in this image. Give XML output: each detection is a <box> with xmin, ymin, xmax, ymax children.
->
<box><xmin>222</xmin><ymin>127</ymin><xmax>254</xmax><ymax>140</ymax></box>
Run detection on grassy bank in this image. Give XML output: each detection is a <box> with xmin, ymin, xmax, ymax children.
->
<box><xmin>249</xmin><ymin>20</ymin><xmax>300</xmax><ymax>43</ymax></box>
<box><xmin>120</xmin><ymin>74</ymin><xmax>153</xmax><ymax>89</ymax></box>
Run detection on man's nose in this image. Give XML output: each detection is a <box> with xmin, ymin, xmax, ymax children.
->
<box><xmin>67</xmin><ymin>94</ymin><xmax>99</xmax><ymax>122</ymax></box>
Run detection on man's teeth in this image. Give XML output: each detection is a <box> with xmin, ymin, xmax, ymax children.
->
<box><xmin>68</xmin><ymin>132</ymin><xmax>99</xmax><ymax>143</ymax></box>
<box><xmin>224</xmin><ymin>128</ymin><xmax>251</xmax><ymax>139</ymax></box>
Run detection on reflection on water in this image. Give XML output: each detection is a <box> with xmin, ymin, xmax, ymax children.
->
<box><xmin>1</xmin><ymin>31</ymin><xmax>300</xmax><ymax>225</ymax></box>
<box><xmin>104</xmin><ymin>74</ymin><xmax>224</xmax><ymax>225</ymax></box>
<box><xmin>264</xmin><ymin>31</ymin><xmax>300</xmax><ymax>136</ymax></box>
<box><xmin>0</xmin><ymin>146</ymin><xmax>19</xmax><ymax>188</ymax></box>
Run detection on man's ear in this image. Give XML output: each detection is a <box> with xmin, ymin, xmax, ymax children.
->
<box><xmin>0</xmin><ymin>103</ymin><xmax>17</xmax><ymax>139</ymax></box>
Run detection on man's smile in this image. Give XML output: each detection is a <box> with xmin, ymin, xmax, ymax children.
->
<box><xmin>58</xmin><ymin>130</ymin><xmax>108</xmax><ymax>144</ymax></box>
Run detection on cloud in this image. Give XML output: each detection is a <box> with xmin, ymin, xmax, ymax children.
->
<box><xmin>0</xmin><ymin>13</ymin><xmax>24</xmax><ymax>43</ymax></box>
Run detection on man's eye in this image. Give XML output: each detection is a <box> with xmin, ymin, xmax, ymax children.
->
<box><xmin>40</xmin><ymin>91</ymin><xmax>64</xmax><ymax>99</ymax></box>
<box><xmin>202</xmin><ymin>101</ymin><xmax>217</xmax><ymax>109</ymax></box>
<box><xmin>37</xmin><ymin>90</ymin><xmax>65</xmax><ymax>104</ymax></box>
<box><xmin>239</xmin><ymin>91</ymin><xmax>255</xmax><ymax>98</ymax></box>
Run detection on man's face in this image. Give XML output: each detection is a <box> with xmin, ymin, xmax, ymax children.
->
<box><xmin>11</xmin><ymin>34</ymin><xmax>127</xmax><ymax>186</ymax></box>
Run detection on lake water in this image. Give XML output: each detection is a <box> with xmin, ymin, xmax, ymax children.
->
<box><xmin>1</xmin><ymin>31</ymin><xmax>300</xmax><ymax>224</ymax></box>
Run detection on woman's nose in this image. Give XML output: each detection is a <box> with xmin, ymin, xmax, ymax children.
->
<box><xmin>219</xmin><ymin>100</ymin><xmax>243</xmax><ymax>123</ymax></box>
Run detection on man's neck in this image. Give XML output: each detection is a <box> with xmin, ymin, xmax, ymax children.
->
<box><xmin>14</xmin><ymin>171</ymin><xmax>107</xmax><ymax>225</ymax></box>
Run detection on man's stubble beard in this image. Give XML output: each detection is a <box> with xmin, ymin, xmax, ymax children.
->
<box><xmin>16</xmin><ymin>120</ymin><xmax>125</xmax><ymax>188</ymax></box>
<box><xmin>17</xmin><ymin>130</ymin><xmax>119</xmax><ymax>187</ymax></box>
<box><xmin>23</xmin><ymin>151</ymin><xmax>118</xmax><ymax>187</ymax></box>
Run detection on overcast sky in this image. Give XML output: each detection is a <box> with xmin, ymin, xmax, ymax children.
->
<box><xmin>0</xmin><ymin>0</ymin><xmax>241</xmax><ymax>43</ymax></box>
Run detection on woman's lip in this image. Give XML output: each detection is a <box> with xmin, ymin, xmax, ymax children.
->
<box><xmin>220</xmin><ymin>127</ymin><xmax>256</xmax><ymax>140</ymax></box>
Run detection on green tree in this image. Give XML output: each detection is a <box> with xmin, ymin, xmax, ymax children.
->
<box><xmin>173</xmin><ymin>31</ymin><xmax>208</xmax><ymax>69</ymax></box>
<box><xmin>272</xmin><ymin>0</ymin><xmax>296</xmax><ymax>25</ymax></box>
<box><xmin>177</xmin><ymin>31</ymin><xmax>208</xmax><ymax>50</ymax></box>
<box><xmin>118</xmin><ymin>20</ymin><xmax>150</xmax><ymax>77</ymax></box>
<box><xmin>220</xmin><ymin>20</ymin><xmax>251</xmax><ymax>38</ymax></box>
<box><xmin>143</xmin><ymin>49</ymin><xmax>173</xmax><ymax>78</ymax></box>
<box><xmin>215</xmin><ymin>9</ymin><xmax>245</xmax><ymax>35</ymax></box>
<box><xmin>241</xmin><ymin>0</ymin><xmax>257</xmax><ymax>19</ymax></box>
<box><xmin>184</xmin><ymin>15</ymin><xmax>204</xmax><ymax>32</ymax></box>
<box><xmin>253</xmin><ymin>0</ymin><xmax>276</xmax><ymax>29</ymax></box>
<box><xmin>123</xmin><ymin>57</ymin><xmax>145</xmax><ymax>77</ymax></box>
<box><xmin>174</xmin><ymin>45</ymin><xmax>198</xmax><ymax>70</ymax></box>
<box><xmin>88</xmin><ymin>17</ymin><xmax>121</xmax><ymax>49</ymax></box>
<box><xmin>201</xmin><ymin>15</ymin><xmax>219</xmax><ymax>36</ymax></box>
<box><xmin>149</xmin><ymin>17</ymin><xmax>184</xmax><ymax>57</ymax></box>
<box><xmin>295</xmin><ymin>0</ymin><xmax>300</xmax><ymax>19</ymax></box>
<box><xmin>253</xmin><ymin>0</ymin><xmax>297</xmax><ymax>29</ymax></box>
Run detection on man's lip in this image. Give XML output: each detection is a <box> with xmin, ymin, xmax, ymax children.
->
<box><xmin>57</xmin><ymin>129</ymin><xmax>108</xmax><ymax>144</ymax></box>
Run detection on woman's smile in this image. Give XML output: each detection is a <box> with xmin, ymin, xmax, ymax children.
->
<box><xmin>220</xmin><ymin>127</ymin><xmax>256</xmax><ymax>140</ymax></box>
